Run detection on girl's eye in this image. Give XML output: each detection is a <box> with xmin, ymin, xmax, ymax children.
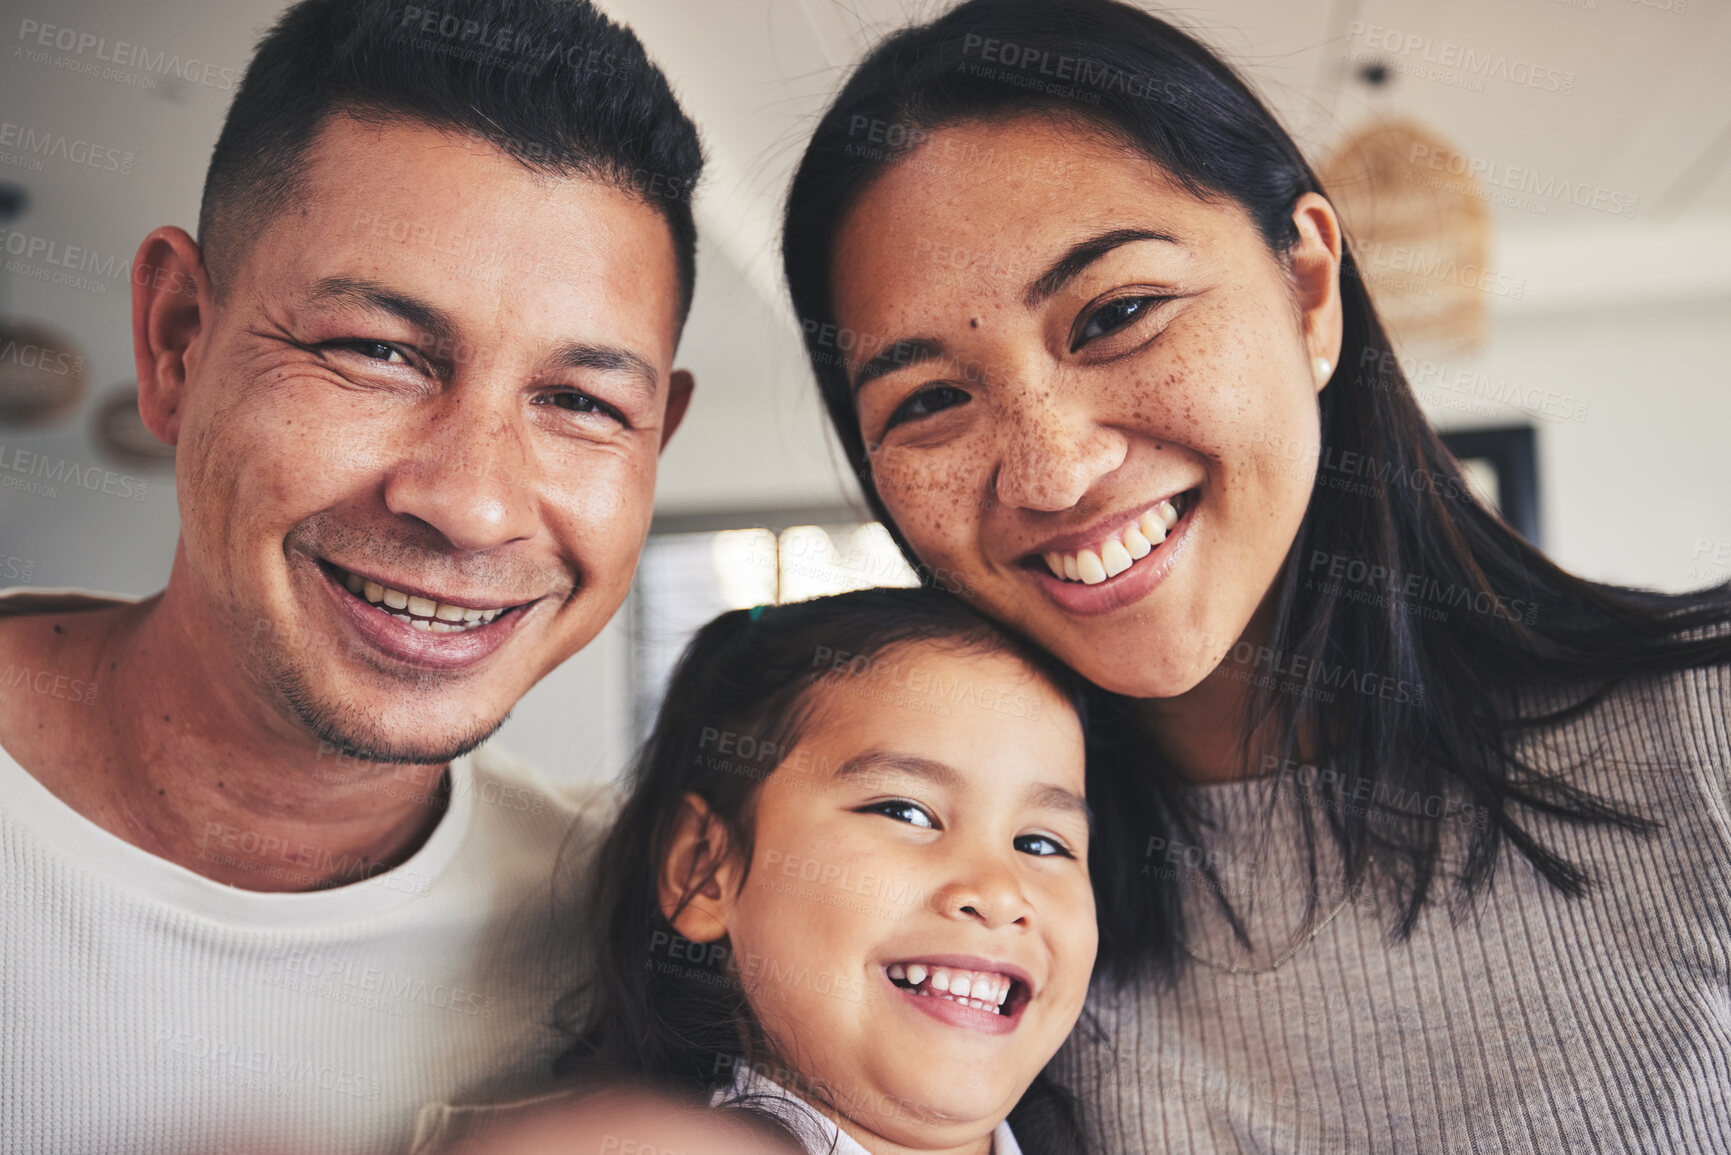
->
<box><xmin>885</xmin><ymin>384</ymin><xmax>970</xmax><ymax>430</ymax></box>
<box><xmin>1014</xmin><ymin>833</ymin><xmax>1074</xmax><ymax>858</ymax></box>
<box><xmin>1072</xmin><ymin>296</ymin><xmax>1160</xmax><ymax>351</ymax></box>
<box><xmin>863</xmin><ymin>799</ymin><xmax>938</xmax><ymax>829</ymax></box>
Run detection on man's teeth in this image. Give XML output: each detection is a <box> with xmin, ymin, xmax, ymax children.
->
<box><xmin>1043</xmin><ymin>498</ymin><xmax>1181</xmax><ymax>585</ymax></box>
<box><xmin>887</xmin><ymin>962</ymin><xmax>1015</xmax><ymax>1013</ymax></box>
<box><xmin>341</xmin><ymin>571</ymin><xmax>505</xmax><ymax>632</ymax></box>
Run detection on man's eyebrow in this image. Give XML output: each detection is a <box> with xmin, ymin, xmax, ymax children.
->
<box><xmin>834</xmin><ymin>749</ymin><xmax>962</xmax><ymax>789</ymax></box>
<box><xmin>549</xmin><ymin>341</ymin><xmax>661</xmax><ymax>398</ymax></box>
<box><xmin>305</xmin><ymin>276</ymin><xmax>454</xmax><ymax>342</ymax></box>
<box><xmin>1022</xmin><ymin>227</ymin><xmax>1183</xmax><ymax>308</ymax></box>
<box><xmin>849</xmin><ymin>337</ymin><xmax>947</xmax><ymax>394</ymax></box>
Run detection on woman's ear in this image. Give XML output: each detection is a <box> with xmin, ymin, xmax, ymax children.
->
<box><xmin>1287</xmin><ymin>192</ymin><xmax>1344</xmax><ymax>394</ymax></box>
<box><xmin>658</xmin><ymin>793</ymin><xmax>742</xmax><ymax>944</ymax></box>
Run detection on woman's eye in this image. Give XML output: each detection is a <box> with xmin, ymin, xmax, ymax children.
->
<box><xmin>1073</xmin><ymin>296</ymin><xmax>1159</xmax><ymax>351</ymax></box>
<box><xmin>1014</xmin><ymin>833</ymin><xmax>1073</xmax><ymax>858</ymax></box>
<box><xmin>863</xmin><ymin>800</ymin><xmax>937</xmax><ymax>829</ymax></box>
<box><xmin>885</xmin><ymin>384</ymin><xmax>970</xmax><ymax>430</ymax></box>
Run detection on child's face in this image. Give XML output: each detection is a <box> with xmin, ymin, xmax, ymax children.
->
<box><xmin>717</xmin><ymin>645</ymin><xmax>1095</xmax><ymax>1150</ymax></box>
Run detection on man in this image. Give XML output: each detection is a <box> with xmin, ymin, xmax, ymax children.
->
<box><xmin>0</xmin><ymin>1</ymin><xmax>701</xmax><ymax>1151</ymax></box>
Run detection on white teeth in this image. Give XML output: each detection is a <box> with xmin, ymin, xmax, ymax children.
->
<box><xmin>891</xmin><ymin>962</ymin><xmax>1018</xmax><ymax>1013</ymax></box>
<box><xmin>340</xmin><ymin>568</ymin><xmax>508</xmax><ymax>631</ymax></box>
<box><xmin>931</xmin><ymin>969</ymin><xmax>951</xmax><ymax>992</ymax></box>
<box><xmin>1041</xmin><ymin>496</ymin><xmax>1187</xmax><ymax>584</ymax></box>
<box><xmin>888</xmin><ymin>963</ymin><xmax>906</xmax><ymax>981</ymax></box>
<box><xmin>906</xmin><ymin>964</ymin><xmax>928</xmax><ymax>986</ymax></box>
<box><xmin>951</xmin><ymin>975</ymin><xmax>972</xmax><ymax>998</ymax></box>
<box><xmin>1139</xmin><ymin>511</ymin><xmax>1168</xmax><ymax>545</ymax></box>
<box><xmin>1076</xmin><ymin>549</ymin><xmax>1108</xmax><ymax>585</ymax></box>
<box><xmin>1100</xmin><ymin>539</ymin><xmax>1133</xmax><ymax>578</ymax></box>
<box><xmin>997</xmin><ymin>981</ymin><xmax>1010</xmax><ymax>1005</ymax></box>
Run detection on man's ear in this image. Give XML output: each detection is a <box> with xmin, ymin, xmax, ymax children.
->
<box><xmin>1287</xmin><ymin>192</ymin><xmax>1344</xmax><ymax>395</ymax></box>
<box><xmin>131</xmin><ymin>226</ymin><xmax>212</xmax><ymax>446</ymax></box>
<box><xmin>658</xmin><ymin>792</ymin><xmax>741</xmax><ymax>944</ymax></box>
<box><xmin>659</xmin><ymin>369</ymin><xmax>695</xmax><ymax>451</ymax></box>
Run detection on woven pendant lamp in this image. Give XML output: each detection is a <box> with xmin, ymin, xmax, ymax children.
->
<box><xmin>1319</xmin><ymin>121</ymin><xmax>1493</xmax><ymax>355</ymax></box>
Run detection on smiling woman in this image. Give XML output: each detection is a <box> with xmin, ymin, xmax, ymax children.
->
<box><xmin>782</xmin><ymin>0</ymin><xmax>1731</xmax><ymax>1150</ymax></box>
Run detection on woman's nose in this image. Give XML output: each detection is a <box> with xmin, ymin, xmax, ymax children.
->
<box><xmin>991</xmin><ymin>395</ymin><xmax>1127</xmax><ymax>512</ymax></box>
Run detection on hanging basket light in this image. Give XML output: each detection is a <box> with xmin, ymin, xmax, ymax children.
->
<box><xmin>1319</xmin><ymin>121</ymin><xmax>1494</xmax><ymax>355</ymax></box>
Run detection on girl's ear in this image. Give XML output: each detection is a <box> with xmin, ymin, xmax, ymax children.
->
<box><xmin>658</xmin><ymin>793</ymin><xmax>742</xmax><ymax>943</ymax></box>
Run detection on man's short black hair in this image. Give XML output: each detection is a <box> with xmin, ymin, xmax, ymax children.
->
<box><xmin>199</xmin><ymin>0</ymin><xmax>704</xmax><ymax>323</ymax></box>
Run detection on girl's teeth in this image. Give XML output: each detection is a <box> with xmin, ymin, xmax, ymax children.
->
<box><xmin>906</xmin><ymin>964</ymin><xmax>928</xmax><ymax>986</ymax></box>
<box><xmin>930</xmin><ymin>969</ymin><xmax>951</xmax><ymax>992</ymax></box>
<box><xmin>951</xmin><ymin>975</ymin><xmax>972</xmax><ymax>998</ymax></box>
<box><xmin>890</xmin><ymin>963</ymin><xmax>1018</xmax><ymax>1013</ymax></box>
<box><xmin>888</xmin><ymin>963</ymin><xmax>906</xmax><ymax>981</ymax></box>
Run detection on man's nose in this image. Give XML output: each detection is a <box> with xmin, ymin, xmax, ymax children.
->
<box><xmin>381</xmin><ymin>390</ymin><xmax>540</xmax><ymax>552</ymax></box>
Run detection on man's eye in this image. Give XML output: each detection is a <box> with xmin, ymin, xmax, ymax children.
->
<box><xmin>540</xmin><ymin>391</ymin><xmax>629</xmax><ymax>426</ymax></box>
<box><xmin>886</xmin><ymin>384</ymin><xmax>970</xmax><ymax>430</ymax></box>
<box><xmin>863</xmin><ymin>799</ymin><xmax>937</xmax><ymax>829</ymax></box>
<box><xmin>1014</xmin><ymin>833</ymin><xmax>1073</xmax><ymax>858</ymax></box>
<box><xmin>330</xmin><ymin>340</ymin><xmax>411</xmax><ymax>365</ymax></box>
<box><xmin>1073</xmin><ymin>296</ymin><xmax>1160</xmax><ymax>351</ymax></box>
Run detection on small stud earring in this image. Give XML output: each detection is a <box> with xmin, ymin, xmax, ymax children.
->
<box><xmin>1313</xmin><ymin>356</ymin><xmax>1333</xmax><ymax>381</ymax></box>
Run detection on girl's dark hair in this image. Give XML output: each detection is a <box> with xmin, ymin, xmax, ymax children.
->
<box><xmin>556</xmin><ymin>585</ymin><xmax>1090</xmax><ymax>1155</ymax></box>
<box><xmin>781</xmin><ymin>0</ymin><xmax>1731</xmax><ymax>979</ymax></box>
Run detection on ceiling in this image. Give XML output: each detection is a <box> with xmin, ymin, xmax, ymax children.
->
<box><xmin>3</xmin><ymin>0</ymin><xmax>1727</xmax><ymax>512</ymax></box>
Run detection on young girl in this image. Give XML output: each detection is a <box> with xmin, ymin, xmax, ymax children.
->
<box><xmin>556</xmin><ymin>587</ymin><xmax>1098</xmax><ymax>1155</ymax></box>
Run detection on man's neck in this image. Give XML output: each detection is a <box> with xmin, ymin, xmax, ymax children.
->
<box><xmin>0</xmin><ymin>588</ymin><xmax>452</xmax><ymax>892</ymax></box>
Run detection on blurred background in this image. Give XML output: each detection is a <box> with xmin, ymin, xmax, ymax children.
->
<box><xmin>2</xmin><ymin>0</ymin><xmax>1727</xmax><ymax>781</ymax></box>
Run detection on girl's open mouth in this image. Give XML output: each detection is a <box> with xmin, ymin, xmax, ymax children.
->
<box><xmin>885</xmin><ymin>960</ymin><xmax>1030</xmax><ymax>1020</ymax></box>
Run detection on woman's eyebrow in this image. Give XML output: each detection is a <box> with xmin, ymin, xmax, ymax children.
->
<box><xmin>850</xmin><ymin>336</ymin><xmax>946</xmax><ymax>394</ymax></box>
<box><xmin>1022</xmin><ymin>226</ymin><xmax>1182</xmax><ymax>308</ymax></box>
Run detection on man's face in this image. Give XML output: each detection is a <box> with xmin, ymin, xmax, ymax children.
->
<box><xmin>171</xmin><ymin>116</ymin><xmax>688</xmax><ymax>762</ymax></box>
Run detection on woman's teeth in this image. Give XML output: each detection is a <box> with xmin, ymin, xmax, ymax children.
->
<box><xmin>340</xmin><ymin>570</ymin><xmax>505</xmax><ymax>633</ymax></box>
<box><xmin>887</xmin><ymin>962</ymin><xmax>1015</xmax><ymax>1014</ymax></box>
<box><xmin>1043</xmin><ymin>498</ymin><xmax>1181</xmax><ymax>585</ymax></box>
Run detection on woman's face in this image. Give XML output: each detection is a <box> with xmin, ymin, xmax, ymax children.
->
<box><xmin>831</xmin><ymin>115</ymin><xmax>1342</xmax><ymax>698</ymax></box>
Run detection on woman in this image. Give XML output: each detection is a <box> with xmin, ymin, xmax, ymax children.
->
<box><xmin>781</xmin><ymin>0</ymin><xmax>1731</xmax><ymax>1150</ymax></box>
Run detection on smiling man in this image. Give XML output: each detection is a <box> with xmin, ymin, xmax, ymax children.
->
<box><xmin>0</xmin><ymin>1</ymin><xmax>700</xmax><ymax>1151</ymax></box>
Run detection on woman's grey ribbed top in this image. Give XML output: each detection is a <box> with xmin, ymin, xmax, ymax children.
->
<box><xmin>1053</xmin><ymin>666</ymin><xmax>1731</xmax><ymax>1153</ymax></box>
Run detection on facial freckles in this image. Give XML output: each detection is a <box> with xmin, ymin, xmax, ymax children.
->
<box><xmin>175</xmin><ymin>117</ymin><xmax>683</xmax><ymax>761</ymax></box>
<box><xmin>832</xmin><ymin>115</ymin><xmax>1335</xmax><ymax>698</ymax></box>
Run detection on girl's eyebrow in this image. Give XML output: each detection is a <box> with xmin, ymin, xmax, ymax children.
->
<box><xmin>834</xmin><ymin>748</ymin><xmax>960</xmax><ymax>789</ymax></box>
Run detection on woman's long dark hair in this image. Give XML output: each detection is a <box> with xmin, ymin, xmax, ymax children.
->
<box><xmin>781</xmin><ymin>0</ymin><xmax>1731</xmax><ymax>980</ymax></box>
<box><xmin>555</xmin><ymin>586</ymin><xmax>1091</xmax><ymax>1154</ymax></box>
